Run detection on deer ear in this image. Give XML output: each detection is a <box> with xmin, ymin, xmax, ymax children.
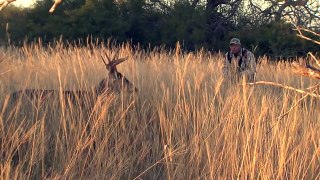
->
<box><xmin>113</xmin><ymin>57</ymin><xmax>128</xmax><ymax>66</ymax></box>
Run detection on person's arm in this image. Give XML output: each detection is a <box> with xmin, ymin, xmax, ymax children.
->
<box><xmin>241</xmin><ymin>52</ymin><xmax>256</xmax><ymax>81</ymax></box>
<box><xmin>223</xmin><ymin>53</ymin><xmax>230</xmax><ymax>78</ymax></box>
<box><xmin>247</xmin><ymin>52</ymin><xmax>256</xmax><ymax>73</ymax></box>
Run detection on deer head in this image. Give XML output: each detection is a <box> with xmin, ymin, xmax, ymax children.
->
<box><xmin>95</xmin><ymin>52</ymin><xmax>138</xmax><ymax>94</ymax></box>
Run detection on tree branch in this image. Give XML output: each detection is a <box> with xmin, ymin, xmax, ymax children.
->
<box><xmin>244</xmin><ymin>81</ymin><xmax>320</xmax><ymax>98</ymax></box>
<box><xmin>292</xmin><ymin>62</ymin><xmax>320</xmax><ymax>80</ymax></box>
<box><xmin>294</xmin><ymin>27</ymin><xmax>320</xmax><ymax>45</ymax></box>
<box><xmin>191</xmin><ymin>0</ymin><xmax>200</xmax><ymax>8</ymax></box>
<box><xmin>150</xmin><ymin>0</ymin><xmax>172</xmax><ymax>11</ymax></box>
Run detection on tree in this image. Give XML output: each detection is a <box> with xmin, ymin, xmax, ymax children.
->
<box><xmin>0</xmin><ymin>5</ymin><xmax>27</xmax><ymax>45</ymax></box>
<box><xmin>247</xmin><ymin>0</ymin><xmax>320</xmax><ymax>27</ymax></box>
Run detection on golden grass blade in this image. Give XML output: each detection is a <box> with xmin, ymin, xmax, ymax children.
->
<box><xmin>1</xmin><ymin>41</ymin><xmax>319</xmax><ymax>179</ymax></box>
<box><xmin>305</xmin><ymin>82</ymin><xmax>320</xmax><ymax>90</ymax></box>
<box><xmin>266</xmin><ymin>93</ymin><xmax>310</xmax><ymax>134</ymax></box>
<box><xmin>0</xmin><ymin>55</ymin><xmax>5</xmax><ymax>64</ymax></box>
<box><xmin>0</xmin><ymin>55</ymin><xmax>17</xmax><ymax>76</ymax></box>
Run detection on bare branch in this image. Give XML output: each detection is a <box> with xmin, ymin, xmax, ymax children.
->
<box><xmin>148</xmin><ymin>0</ymin><xmax>172</xmax><ymax>11</ymax></box>
<box><xmin>293</xmin><ymin>27</ymin><xmax>320</xmax><ymax>45</ymax></box>
<box><xmin>0</xmin><ymin>0</ymin><xmax>16</xmax><ymax>11</ymax></box>
<box><xmin>244</xmin><ymin>81</ymin><xmax>320</xmax><ymax>99</ymax></box>
<box><xmin>191</xmin><ymin>0</ymin><xmax>200</xmax><ymax>8</ymax></box>
<box><xmin>206</xmin><ymin>0</ymin><xmax>231</xmax><ymax>9</ymax></box>
<box><xmin>292</xmin><ymin>62</ymin><xmax>320</xmax><ymax>80</ymax></box>
<box><xmin>296</xmin><ymin>34</ymin><xmax>320</xmax><ymax>45</ymax></box>
<box><xmin>260</xmin><ymin>0</ymin><xmax>319</xmax><ymax>24</ymax></box>
<box><xmin>49</xmin><ymin>0</ymin><xmax>62</xmax><ymax>13</ymax></box>
<box><xmin>298</xmin><ymin>28</ymin><xmax>320</xmax><ymax>37</ymax></box>
<box><xmin>248</xmin><ymin>0</ymin><xmax>262</xmax><ymax>12</ymax></box>
<box><xmin>308</xmin><ymin>52</ymin><xmax>320</xmax><ymax>68</ymax></box>
<box><xmin>305</xmin><ymin>82</ymin><xmax>320</xmax><ymax>90</ymax></box>
<box><xmin>266</xmin><ymin>93</ymin><xmax>310</xmax><ymax>134</ymax></box>
<box><xmin>0</xmin><ymin>0</ymin><xmax>62</xmax><ymax>13</ymax></box>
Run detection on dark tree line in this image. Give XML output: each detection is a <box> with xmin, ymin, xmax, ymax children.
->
<box><xmin>0</xmin><ymin>0</ymin><xmax>319</xmax><ymax>59</ymax></box>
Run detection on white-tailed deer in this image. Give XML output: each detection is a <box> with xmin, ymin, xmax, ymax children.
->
<box><xmin>10</xmin><ymin>52</ymin><xmax>138</xmax><ymax>105</ymax></box>
<box><xmin>0</xmin><ymin>0</ymin><xmax>62</xmax><ymax>13</ymax></box>
<box><xmin>5</xmin><ymin>52</ymin><xmax>138</xmax><ymax>168</ymax></box>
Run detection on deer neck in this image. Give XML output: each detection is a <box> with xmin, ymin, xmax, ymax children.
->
<box><xmin>110</xmin><ymin>70</ymin><xmax>124</xmax><ymax>80</ymax></box>
<box><xmin>95</xmin><ymin>72</ymin><xmax>123</xmax><ymax>94</ymax></box>
<box><xmin>95</xmin><ymin>79</ymin><xmax>107</xmax><ymax>94</ymax></box>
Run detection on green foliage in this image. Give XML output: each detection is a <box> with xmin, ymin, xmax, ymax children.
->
<box><xmin>0</xmin><ymin>6</ymin><xmax>28</xmax><ymax>45</ymax></box>
<box><xmin>160</xmin><ymin>1</ymin><xmax>207</xmax><ymax>49</ymax></box>
<box><xmin>65</xmin><ymin>0</ymin><xmax>126</xmax><ymax>40</ymax></box>
<box><xmin>0</xmin><ymin>0</ymin><xmax>318</xmax><ymax>59</ymax></box>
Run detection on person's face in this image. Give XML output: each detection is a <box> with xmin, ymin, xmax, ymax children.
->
<box><xmin>230</xmin><ymin>44</ymin><xmax>241</xmax><ymax>54</ymax></box>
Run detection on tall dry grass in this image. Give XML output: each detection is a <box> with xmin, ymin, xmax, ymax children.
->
<box><xmin>0</xmin><ymin>42</ymin><xmax>319</xmax><ymax>179</ymax></box>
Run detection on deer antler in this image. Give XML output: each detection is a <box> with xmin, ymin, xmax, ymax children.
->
<box><xmin>101</xmin><ymin>50</ymin><xmax>128</xmax><ymax>72</ymax></box>
<box><xmin>101</xmin><ymin>55</ymin><xmax>109</xmax><ymax>68</ymax></box>
<box><xmin>111</xmin><ymin>57</ymin><xmax>128</xmax><ymax>66</ymax></box>
<box><xmin>110</xmin><ymin>49</ymin><xmax>128</xmax><ymax>65</ymax></box>
<box><xmin>97</xmin><ymin>50</ymin><xmax>137</xmax><ymax>93</ymax></box>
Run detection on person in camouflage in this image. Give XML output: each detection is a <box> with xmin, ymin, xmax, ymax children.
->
<box><xmin>222</xmin><ymin>38</ymin><xmax>257</xmax><ymax>83</ymax></box>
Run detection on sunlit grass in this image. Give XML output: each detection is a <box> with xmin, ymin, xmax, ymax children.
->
<box><xmin>0</xmin><ymin>42</ymin><xmax>319</xmax><ymax>179</ymax></box>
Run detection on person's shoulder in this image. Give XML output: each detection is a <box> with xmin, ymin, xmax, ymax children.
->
<box><xmin>243</xmin><ymin>48</ymin><xmax>254</xmax><ymax>56</ymax></box>
<box><xmin>243</xmin><ymin>48</ymin><xmax>252</xmax><ymax>53</ymax></box>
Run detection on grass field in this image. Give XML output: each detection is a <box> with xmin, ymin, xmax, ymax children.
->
<box><xmin>0</xmin><ymin>43</ymin><xmax>319</xmax><ymax>179</ymax></box>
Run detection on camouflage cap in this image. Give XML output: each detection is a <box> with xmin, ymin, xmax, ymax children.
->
<box><xmin>230</xmin><ymin>38</ymin><xmax>241</xmax><ymax>45</ymax></box>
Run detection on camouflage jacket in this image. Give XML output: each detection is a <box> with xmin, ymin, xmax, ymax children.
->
<box><xmin>222</xmin><ymin>48</ymin><xmax>257</xmax><ymax>82</ymax></box>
